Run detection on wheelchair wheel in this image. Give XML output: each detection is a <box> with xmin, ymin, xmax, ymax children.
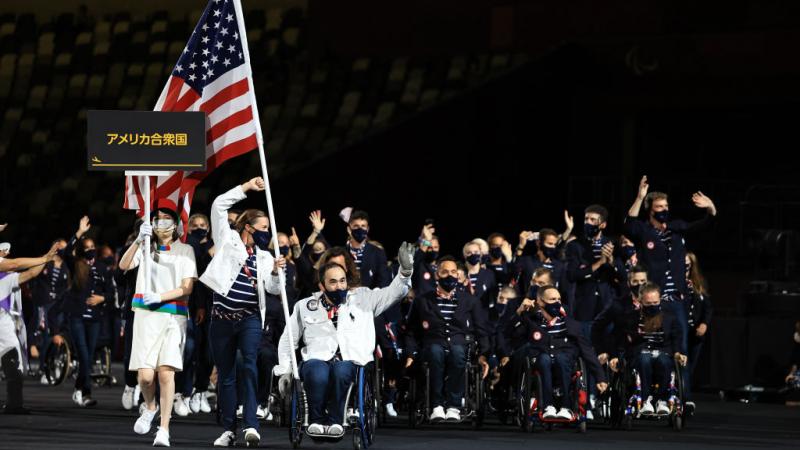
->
<box><xmin>91</xmin><ymin>346</ymin><xmax>113</xmax><ymax>386</ymax></box>
<box><xmin>44</xmin><ymin>338</ymin><xmax>71</xmax><ymax>386</ymax></box>
<box><xmin>573</xmin><ymin>358</ymin><xmax>588</xmax><ymax>420</ymax></box>
<box><xmin>372</xmin><ymin>361</ymin><xmax>384</xmax><ymax>428</ymax></box>
<box><xmin>671</xmin><ymin>414</ymin><xmax>683</xmax><ymax>431</ymax></box>
<box><xmin>471</xmin><ymin>367</ymin><xmax>486</xmax><ymax>430</ymax></box>
<box><xmin>609</xmin><ymin>371</ymin><xmax>625</xmax><ymax>428</ymax></box>
<box><xmin>356</xmin><ymin>367</ymin><xmax>376</xmax><ymax>449</ymax></box>
<box><xmin>520</xmin><ymin>360</ymin><xmax>542</xmax><ymax>433</ymax></box>
<box><xmin>289</xmin><ymin>380</ymin><xmax>305</xmax><ymax>449</ymax></box>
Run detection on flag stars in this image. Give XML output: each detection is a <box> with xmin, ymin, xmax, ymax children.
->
<box><xmin>202</xmin><ymin>60</ymin><xmax>210</xmax><ymax>68</ymax></box>
<box><xmin>201</xmin><ymin>23</ymin><xmax>209</xmax><ymax>31</ymax></box>
<box><xmin>215</xmin><ymin>41</ymin><xmax>223</xmax><ymax>50</ymax></box>
<box><xmin>214</xmin><ymin>22</ymin><xmax>220</xmax><ymax>29</ymax></box>
<box><xmin>175</xmin><ymin>65</ymin><xmax>183</xmax><ymax>73</ymax></box>
<box><xmin>201</xmin><ymin>35</ymin><xmax>210</xmax><ymax>44</ymax></box>
<box><xmin>207</xmin><ymin>69</ymin><xmax>215</xmax><ymax>77</ymax></box>
<box><xmin>189</xmin><ymin>62</ymin><xmax>197</xmax><ymax>70</ymax></box>
<box><xmin>226</xmin><ymin>14</ymin><xmax>234</xmax><ymax>22</ymax></box>
<box><xmin>223</xmin><ymin>58</ymin><xmax>231</xmax><ymax>66</ymax></box>
<box><xmin>210</xmin><ymin>55</ymin><xmax>219</xmax><ymax>63</ymax></box>
<box><xmin>220</xmin><ymin>27</ymin><xmax>228</xmax><ymax>36</ymax></box>
<box><xmin>233</xmin><ymin>32</ymin><xmax>238</xmax><ymax>40</ymax></box>
<box><xmin>228</xmin><ymin>44</ymin><xmax>236</xmax><ymax>53</ymax></box>
<box><xmin>188</xmin><ymin>74</ymin><xmax>196</xmax><ymax>81</ymax></box>
<box><xmin>213</xmin><ymin>9</ymin><xmax>221</xmax><ymax>17</ymax></box>
<box><xmin>202</xmin><ymin>48</ymin><xmax>210</xmax><ymax>56</ymax></box>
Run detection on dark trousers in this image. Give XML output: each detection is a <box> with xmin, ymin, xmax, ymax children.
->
<box><xmin>633</xmin><ymin>351</ymin><xmax>672</xmax><ymax>401</ymax></box>
<box><xmin>1</xmin><ymin>349</ymin><xmax>23</xmax><ymax>408</ymax></box>
<box><xmin>69</xmin><ymin>317</ymin><xmax>100</xmax><ymax>396</ymax></box>
<box><xmin>535</xmin><ymin>350</ymin><xmax>575</xmax><ymax>407</ymax></box>
<box><xmin>424</xmin><ymin>344</ymin><xmax>467</xmax><ymax>409</ymax></box>
<box><xmin>301</xmin><ymin>359</ymin><xmax>358</xmax><ymax>426</ymax></box>
<box><xmin>210</xmin><ymin>314</ymin><xmax>261</xmax><ymax>432</ymax></box>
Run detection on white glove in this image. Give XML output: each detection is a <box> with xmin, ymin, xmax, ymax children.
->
<box><xmin>141</xmin><ymin>292</ymin><xmax>161</xmax><ymax>305</ymax></box>
<box><xmin>136</xmin><ymin>223</ymin><xmax>153</xmax><ymax>244</ymax></box>
<box><xmin>278</xmin><ymin>373</ymin><xmax>292</xmax><ymax>398</ymax></box>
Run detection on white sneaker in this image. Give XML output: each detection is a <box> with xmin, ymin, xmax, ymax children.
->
<box><xmin>189</xmin><ymin>392</ymin><xmax>202</xmax><ymax>414</ymax></box>
<box><xmin>40</xmin><ymin>374</ymin><xmax>50</xmax><ymax>385</ymax></box>
<box><xmin>213</xmin><ymin>431</ymin><xmax>236</xmax><ymax>447</ymax></box>
<box><xmin>200</xmin><ymin>391</ymin><xmax>212</xmax><ymax>413</ymax></box>
<box><xmin>173</xmin><ymin>394</ymin><xmax>190</xmax><ymax>417</ymax></box>
<box><xmin>72</xmin><ymin>390</ymin><xmax>83</xmax><ymax>406</ymax></box>
<box><xmin>385</xmin><ymin>403</ymin><xmax>398</xmax><ymax>418</ymax></box>
<box><xmin>556</xmin><ymin>407</ymin><xmax>573</xmax><ymax>420</ymax></box>
<box><xmin>122</xmin><ymin>386</ymin><xmax>135</xmax><ymax>410</ymax></box>
<box><xmin>134</xmin><ymin>406</ymin><xmax>158</xmax><ymax>435</ymax></box>
<box><xmin>81</xmin><ymin>396</ymin><xmax>97</xmax><ymax>407</ymax></box>
<box><xmin>256</xmin><ymin>405</ymin><xmax>267</xmax><ymax>419</ymax></box>
<box><xmin>640</xmin><ymin>396</ymin><xmax>655</xmax><ymax>415</ymax></box>
<box><xmin>153</xmin><ymin>427</ymin><xmax>170</xmax><ymax>447</ymax></box>
<box><xmin>543</xmin><ymin>405</ymin><xmax>558</xmax><ymax>419</ymax></box>
<box><xmin>445</xmin><ymin>407</ymin><xmax>461</xmax><ymax>421</ymax></box>
<box><xmin>656</xmin><ymin>400</ymin><xmax>670</xmax><ymax>415</ymax></box>
<box><xmin>586</xmin><ymin>410</ymin><xmax>594</xmax><ymax>421</ymax></box>
<box><xmin>243</xmin><ymin>428</ymin><xmax>260</xmax><ymax>447</ymax></box>
<box><xmin>327</xmin><ymin>424</ymin><xmax>344</xmax><ymax>437</ymax></box>
<box><xmin>307</xmin><ymin>423</ymin><xmax>326</xmax><ymax>435</ymax></box>
<box><xmin>429</xmin><ymin>405</ymin><xmax>446</xmax><ymax>421</ymax></box>
<box><xmin>236</xmin><ymin>405</ymin><xmax>243</xmax><ymax>419</ymax></box>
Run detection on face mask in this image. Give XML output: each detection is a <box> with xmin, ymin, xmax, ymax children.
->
<box><xmin>466</xmin><ymin>254</ymin><xmax>482</xmax><ymax>266</ymax></box>
<box><xmin>56</xmin><ymin>249</ymin><xmax>65</xmax><ymax>258</ymax></box>
<box><xmin>622</xmin><ymin>245</ymin><xmax>637</xmax><ymax>259</ymax></box>
<box><xmin>438</xmin><ymin>275</ymin><xmax>459</xmax><ymax>293</ymax></box>
<box><xmin>325</xmin><ymin>288</ymin><xmax>348</xmax><ymax>306</ymax></box>
<box><xmin>351</xmin><ymin>228</ymin><xmax>368</xmax><ymax>243</ymax></box>
<box><xmin>190</xmin><ymin>228</ymin><xmax>208</xmax><ymax>240</ymax></box>
<box><xmin>497</xmin><ymin>303</ymin><xmax>508</xmax><ymax>315</ymax></box>
<box><xmin>584</xmin><ymin>223</ymin><xmax>600</xmax><ymax>238</ymax></box>
<box><xmin>544</xmin><ymin>301</ymin><xmax>564</xmax><ymax>318</ymax></box>
<box><xmin>102</xmin><ymin>256</ymin><xmax>115</xmax><ymax>267</ymax></box>
<box><xmin>279</xmin><ymin>245</ymin><xmax>290</xmax><ymax>256</ymax></box>
<box><xmin>629</xmin><ymin>283</ymin><xmax>643</xmax><ymax>298</ymax></box>
<box><xmin>489</xmin><ymin>247</ymin><xmax>504</xmax><ymax>259</ymax></box>
<box><xmin>154</xmin><ymin>219</ymin><xmax>175</xmax><ymax>231</ymax></box>
<box><xmin>310</xmin><ymin>252</ymin><xmax>323</xmax><ymax>263</ymax></box>
<box><xmin>642</xmin><ymin>304</ymin><xmax>661</xmax><ymax>317</ymax></box>
<box><xmin>83</xmin><ymin>249</ymin><xmax>97</xmax><ymax>261</ymax></box>
<box><xmin>653</xmin><ymin>210</ymin><xmax>670</xmax><ymax>223</ymax></box>
<box><xmin>424</xmin><ymin>250</ymin><xmax>439</xmax><ymax>264</ymax></box>
<box><xmin>541</xmin><ymin>246</ymin><xmax>559</xmax><ymax>260</ymax></box>
<box><xmin>251</xmin><ymin>229</ymin><xmax>271</xmax><ymax>251</ymax></box>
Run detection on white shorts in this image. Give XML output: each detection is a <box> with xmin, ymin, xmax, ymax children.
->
<box><xmin>0</xmin><ymin>311</ymin><xmax>22</xmax><ymax>371</ymax></box>
<box><xmin>129</xmin><ymin>309</ymin><xmax>187</xmax><ymax>371</ymax></box>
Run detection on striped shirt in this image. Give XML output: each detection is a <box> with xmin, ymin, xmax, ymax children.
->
<box><xmin>638</xmin><ymin>316</ymin><xmax>665</xmax><ymax>349</ymax></box>
<box><xmin>436</xmin><ymin>294</ymin><xmax>458</xmax><ymax>335</ymax></box>
<box><xmin>213</xmin><ymin>253</ymin><xmax>258</xmax><ymax>314</ymax></box>
<box><xmin>542</xmin><ymin>315</ymin><xmax>567</xmax><ymax>339</ymax></box>
<box><xmin>656</xmin><ymin>229</ymin><xmax>678</xmax><ymax>297</ymax></box>
<box><xmin>82</xmin><ymin>265</ymin><xmax>105</xmax><ymax>320</ymax></box>
<box><xmin>348</xmin><ymin>243</ymin><xmax>365</xmax><ymax>270</ymax></box>
<box><xmin>591</xmin><ymin>238</ymin><xmax>604</xmax><ymax>261</ymax></box>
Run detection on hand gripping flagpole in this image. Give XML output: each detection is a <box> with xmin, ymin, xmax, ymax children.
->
<box><xmin>233</xmin><ymin>0</ymin><xmax>299</xmax><ymax>381</ymax></box>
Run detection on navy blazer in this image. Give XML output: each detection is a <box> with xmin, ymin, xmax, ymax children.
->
<box><xmin>623</xmin><ymin>214</ymin><xmax>714</xmax><ymax>297</ymax></box>
<box><xmin>565</xmin><ymin>236</ymin><xmax>617</xmax><ymax>322</ymax></box>
<box><xmin>613</xmin><ymin>308</ymin><xmax>685</xmax><ymax>358</ymax></box>
<box><xmin>351</xmin><ymin>242</ymin><xmax>391</xmax><ymax>289</ymax></box>
<box><xmin>404</xmin><ymin>290</ymin><xmax>491</xmax><ymax>357</ymax></box>
<box><xmin>466</xmin><ymin>268</ymin><xmax>498</xmax><ymax>310</ymax></box>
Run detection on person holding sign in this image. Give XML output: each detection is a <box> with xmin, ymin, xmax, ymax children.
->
<box><xmin>119</xmin><ymin>200</ymin><xmax>197</xmax><ymax>447</ymax></box>
<box><xmin>200</xmin><ymin>177</ymin><xmax>286</xmax><ymax>448</ymax></box>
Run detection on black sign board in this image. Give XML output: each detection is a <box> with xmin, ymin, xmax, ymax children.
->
<box><xmin>87</xmin><ymin>110</ymin><xmax>206</xmax><ymax>171</ymax></box>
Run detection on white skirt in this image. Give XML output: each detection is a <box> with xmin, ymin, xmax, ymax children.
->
<box><xmin>0</xmin><ymin>311</ymin><xmax>22</xmax><ymax>371</ymax></box>
<box><xmin>129</xmin><ymin>309</ymin><xmax>187</xmax><ymax>371</ymax></box>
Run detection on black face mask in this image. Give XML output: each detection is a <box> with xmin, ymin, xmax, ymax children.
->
<box><xmin>423</xmin><ymin>250</ymin><xmax>439</xmax><ymax>264</ymax></box>
<box><xmin>541</xmin><ymin>246</ymin><xmax>559</xmax><ymax>260</ymax></box>
<box><xmin>642</xmin><ymin>304</ymin><xmax>661</xmax><ymax>317</ymax></box>
<box><xmin>622</xmin><ymin>245</ymin><xmax>637</xmax><ymax>259</ymax></box>
<box><xmin>437</xmin><ymin>276</ymin><xmax>459</xmax><ymax>293</ymax></box>
<box><xmin>653</xmin><ymin>210</ymin><xmax>670</xmax><ymax>223</ymax></box>
<box><xmin>102</xmin><ymin>256</ymin><xmax>115</xmax><ymax>267</ymax></box>
<box><xmin>325</xmin><ymin>288</ymin><xmax>348</xmax><ymax>306</ymax></box>
<box><xmin>310</xmin><ymin>252</ymin><xmax>323</xmax><ymax>263</ymax></box>
<box><xmin>56</xmin><ymin>249</ymin><xmax>65</xmax><ymax>258</ymax></box>
<box><xmin>83</xmin><ymin>249</ymin><xmax>97</xmax><ymax>261</ymax></box>
<box><xmin>279</xmin><ymin>245</ymin><xmax>290</xmax><ymax>256</ymax></box>
<box><xmin>489</xmin><ymin>247</ymin><xmax>504</xmax><ymax>260</ymax></box>
<box><xmin>629</xmin><ymin>284</ymin><xmax>643</xmax><ymax>298</ymax></box>
<box><xmin>190</xmin><ymin>228</ymin><xmax>208</xmax><ymax>240</ymax></box>
<box><xmin>251</xmin><ymin>229</ymin><xmax>271</xmax><ymax>251</ymax></box>
<box><xmin>584</xmin><ymin>223</ymin><xmax>601</xmax><ymax>239</ymax></box>
<box><xmin>466</xmin><ymin>254</ymin><xmax>482</xmax><ymax>266</ymax></box>
<box><xmin>543</xmin><ymin>301</ymin><xmax>564</xmax><ymax>318</ymax></box>
<box><xmin>351</xmin><ymin>228</ymin><xmax>368</xmax><ymax>243</ymax></box>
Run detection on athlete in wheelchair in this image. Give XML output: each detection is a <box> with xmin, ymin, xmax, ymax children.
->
<box><xmin>273</xmin><ymin>242</ymin><xmax>414</xmax><ymax>447</ymax></box>
<box><xmin>402</xmin><ymin>256</ymin><xmax>491</xmax><ymax>427</ymax></box>
<box><xmin>501</xmin><ymin>284</ymin><xmax>607</xmax><ymax>432</ymax></box>
<box><xmin>606</xmin><ymin>282</ymin><xmax>688</xmax><ymax>430</ymax></box>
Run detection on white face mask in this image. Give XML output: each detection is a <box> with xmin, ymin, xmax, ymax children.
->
<box><xmin>153</xmin><ymin>219</ymin><xmax>176</xmax><ymax>231</ymax></box>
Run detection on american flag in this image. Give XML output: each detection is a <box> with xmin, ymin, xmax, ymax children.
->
<box><xmin>124</xmin><ymin>0</ymin><xmax>259</xmax><ymax>233</ymax></box>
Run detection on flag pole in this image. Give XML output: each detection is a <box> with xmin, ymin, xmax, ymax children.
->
<box><xmin>232</xmin><ymin>0</ymin><xmax>299</xmax><ymax>381</ymax></box>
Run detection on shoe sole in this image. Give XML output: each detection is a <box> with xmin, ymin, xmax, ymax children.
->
<box><xmin>245</xmin><ymin>435</ymin><xmax>259</xmax><ymax>447</ymax></box>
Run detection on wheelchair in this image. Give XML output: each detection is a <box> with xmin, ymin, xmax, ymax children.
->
<box><xmin>287</xmin><ymin>362</ymin><xmax>379</xmax><ymax>450</ymax></box>
<box><xmin>587</xmin><ymin>362</ymin><xmax>625</xmax><ymax>428</ymax></box>
<box><xmin>517</xmin><ymin>355</ymin><xmax>590</xmax><ymax>433</ymax></box>
<box><xmin>613</xmin><ymin>354</ymin><xmax>686</xmax><ymax>431</ymax></box>
<box><xmin>41</xmin><ymin>330</ymin><xmax>114</xmax><ymax>387</ymax></box>
<box><xmin>405</xmin><ymin>337</ymin><xmax>487</xmax><ymax>429</ymax></box>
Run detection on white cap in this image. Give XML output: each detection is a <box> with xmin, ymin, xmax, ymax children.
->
<box><xmin>339</xmin><ymin>207</ymin><xmax>353</xmax><ymax>224</ymax></box>
<box><xmin>0</xmin><ymin>242</ymin><xmax>10</xmax><ymax>252</ymax></box>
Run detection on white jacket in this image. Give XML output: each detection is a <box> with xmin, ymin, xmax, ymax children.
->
<box><xmin>274</xmin><ymin>273</ymin><xmax>411</xmax><ymax>374</ymax></box>
<box><xmin>199</xmin><ymin>185</ymin><xmax>281</xmax><ymax>323</ymax></box>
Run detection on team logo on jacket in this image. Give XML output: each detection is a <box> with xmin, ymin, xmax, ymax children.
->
<box><xmin>422</xmin><ymin>320</ymin><xmax>430</xmax><ymax>330</ymax></box>
<box><xmin>646</xmin><ymin>241</ymin><xmax>655</xmax><ymax>250</ymax></box>
<box><xmin>423</xmin><ymin>272</ymin><xmax>431</xmax><ymax>280</ymax></box>
<box><xmin>532</xmin><ymin>331</ymin><xmax>542</xmax><ymax>341</ymax></box>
